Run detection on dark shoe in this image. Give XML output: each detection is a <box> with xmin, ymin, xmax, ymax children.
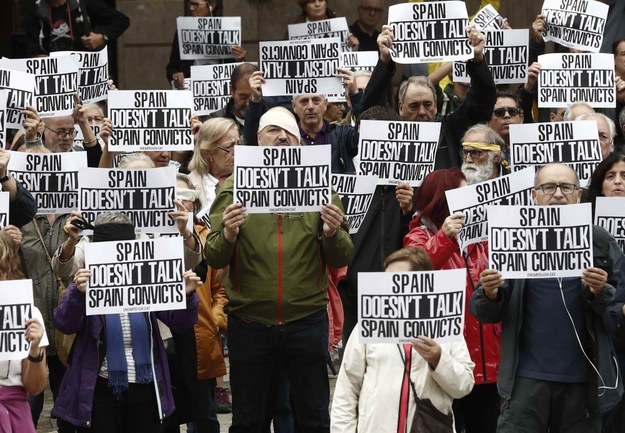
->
<box><xmin>215</xmin><ymin>386</ymin><xmax>232</xmax><ymax>414</ymax></box>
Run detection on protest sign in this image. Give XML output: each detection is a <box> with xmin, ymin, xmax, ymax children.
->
<box><xmin>595</xmin><ymin>197</ymin><xmax>625</xmax><ymax>252</ymax></box>
<box><xmin>0</xmin><ymin>279</ymin><xmax>34</xmax><ymax>361</ymax></box>
<box><xmin>177</xmin><ymin>16</ymin><xmax>241</xmax><ymax>60</ymax></box>
<box><xmin>8</xmin><ymin>152</ymin><xmax>86</xmax><ymax>215</ymax></box>
<box><xmin>234</xmin><ymin>145</ymin><xmax>331</xmax><ymax>213</ymax></box>
<box><xmin>339</xmin><ymin>51</ymin><xmax>378</xmax><ymax>72</ymax></box>
<box><xmin>72</xmin><ymin>123</ymin><xmax>101</xmax><ymax>149</ymax></box>
<box><xmin>85</xmin><ymin>237</ymin><xmax>185</xmax><ymax>315</ymax></box>
<box><xmin>453</xmin><ymin>29</ymin><xmax>528</xmax><ymax>84</ymax></box>
<box><xmin>0</xmin><ymin>192</ymin><xmax>9</xmax><ymax>229</ymax></box>
<box><xmin>0</xmin><ymin>68</ymin><xmax>35</xmax><ymax>129</ymax></box>
<box><xmin>541</xmin><ymin>0</ymin><xmax>608</xmax><ymax>52</ymax></box>
<box><xmin>191</xmin><ymin>62</ymin><xmax>246</xmax><ymax>115</ymax></box>
<box><xmin>0</xmin><ymin>90</ymin><xmax>6</xmax><ymax>145</ymax></box>
<box><xmin>51</xmin><ymin>48</ymin><xmax>109</xmax><ymax>104</ymax></box>
<box><xmin>509</xmin><ymin>121</ymin><xmax>601</xmax><ymax>184</ymax></box>
<box><xmin>259</xmin><ymin>39</ymin><xmax>342</xmax><ymax>96</ymax></box>
<box><xmin>358</xmin><ymin>120</ymin><xmax>439</xmax><ymax>186</ymax></box>
<box><xmin>537</xmin><ymin>53</ymin><xmax>614</xmax><ymax>108</ymax></box>
<box><xmin>358</xmin><ymin>269</ymin><xmax>466</xmax><ymax>344</ymax></box>
<box><xmin>108</xmin><ymin>90</ymin><xmax>194</xmax><ymax>152</ymax></box>
<box><xmin>446</xmin><ymin>167</ymin><xmax>534</xmax><ymax>248</ymax></box>
<box><xmin>196</xmin><ymin>204</ymin><xmax>211</xmax><ymax>230</ymax></box>
<box><xmin>288</xmin><ymin>17</ymin><xmax>352</xmax><ymax>52</ymax></box>
<box><xmin>331</xmin><ymin>174</ymin><xmax>377</xmax><ymax>234</ymax></box>
<box><xmin>0</xmin><ymin>56</ymin><xmax>79</xmax><ymax>118</ymax></box>
<box><xmin>471</xmin><ymin>4</ymin><xmax>505</xmax><ymax>30</ymax></box>
<box><xmin>78</xmin><ymin>166</ymin><xmax>177</xmax><ymax>233</ymax></box>
<box><xmin>388</xmin><ymin>1</ymin><xmax>472</xmax><ymax>64</ymax></box>
<box><xmin>488</xmin><ymin>203</ymin><xmax>592</xmax><ymax>279</ymax></box>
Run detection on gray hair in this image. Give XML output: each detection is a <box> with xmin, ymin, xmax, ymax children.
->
<box><xmin>118</xmin><ymin>153</ymin><xmax>155</xmax><ymax>168</ymax></box>
<box><xmin>563</xmin><ymin>102</ymin><xmax>594</xmax><ymax>121</ymax></box>
<box><xmin>461</xmin><ymin>124</ymin><xmax>505</xmax><ymax>150</ymax></box>
<box><xmin>95</xmin><ymin>211</ymin><xmax>133</xmax><ymax>226</ymax></box>
<box><xmin>398</xmin><ymin>76</ymin><xmax>437</xmax><ymax>105</ymax></box>
<box><xmin>577</xmin><ymin>112</ymin><xmax>616</xmax><ymax>144</ymax></box>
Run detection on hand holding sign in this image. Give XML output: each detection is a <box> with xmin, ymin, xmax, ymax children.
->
<box><xmin>525</xmin><ymin>62</ymin><xmax>542</xmax><ymax>92</ymax></box>
<box><xmin>25</xmin><ymin>318</ymin><xmax>44</xmax><ymax>349</ymax></box>
<box><xmin>320</xmin><ymin>203</ymin><xmax>344</xmax><ymax>238</ymax></box>
<box><xmin>336</xmin><ymin>68</ymin><xmax>357</xmax><ymax>97</ymax></box>
<box><xmin>442</xmin><ymin>212</ymin><xmax>465</xmax><ymax>239</ymax></box>
<box><xmin>22</xmin><ymin>106</ymin><xmax>44</xmax><ymax>141</ymax></box>
<box><xmin>581</xmin><ymin>267</ymin><xmax>608</xmax><ymax>295</ymax></box>
<box><xmin>617</xmin><ymin>76</ymin><xmax>625</xmax><ymax>104</ymax></box>
<box><xmin>377</xmin><ymin>25</ymin><xmax>394</xmax><ymax>64</ymax></box>
<box><xmin>249</xmin><ymin>71</ymin><xmax>265</xmax><ymax>103</ymax></box>
<box><xmin>222</xmin><ymin>202</ymin><xmax>247</xmax><ymax>243</ymax></box>
<box><xmin>169</xmin><ymin>199</ymin><xmax>192</xmax><ymax>238</ymax></box>
<box><xmin>532</xmin><ymin>14</ymin><xmax>546</xmax><ymax>44</ymax></box>
<box><xmin>395</xmin><ymin>183</ymin><xmax>414</xmax><ymax>215</ymax></box>
<box><xmin>74</xmin><ymin>268</ymin><xmax>91</xmax><ymax>294</ymax></box>
<box><xmin>467</xmin><ymin>24</ymin><xmax>485</xmax><ymax>63</ymax></box>
<box><xmin>479</xmin><ymin>269</ymin><xmax>504</xmax><ymax>301</ymax></box>
<box><xmin>231</xmin><ymin>46</ymin><xmax>247</xmax><ymax>62</ymax></box>
<box><xmin>183</xmin><ymin>270</ymin><xmax>202</xmax><ymax>294</ymax></box>
<box><xmin>412</xmin><ymin>336</ymin><xmax>442</xmax><ymax>370</ymax></box>
<box><xmin>81</xmin><ymin>33</ymin><xmax>107</xmax><ymax>50</ymax></box>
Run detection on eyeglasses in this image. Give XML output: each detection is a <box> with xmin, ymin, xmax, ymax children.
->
<box><xmin>217</xmin><ymin>146</ymin><xmax>236</xmax><ymax>155</ymax></box>
<box><xmin>45</xmin><ymin>125</ymin><xmax>76</xmax><ymax>139</ymax></box>
<box><xmin>492</xmin><ymin>107</ymin><xmax>522</xmax><ymax>118</ymax></box>
<box><xmin>189</xmin><ymin>1</ymin><xmax>208</xmax><ymax>9</ymax></box>
<box><xmin>359</xmin><ymin>5</ymin><xmax>383</xmax><ymax>14</ymax></box>
<box><xmin>462</xmin><ymin>149</ymin><xmax>485</xmax><ymax>159</ymax></box>
<box><xmin>535</xmin><ymin>183</ymin><xmax>578</xmax><ymax>195</ymax></box>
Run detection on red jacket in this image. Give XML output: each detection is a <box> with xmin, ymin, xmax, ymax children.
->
<box><xmin>403</xmin><ymin>218</ymin><xmax>500</xmax><ymax>385</ymax></box>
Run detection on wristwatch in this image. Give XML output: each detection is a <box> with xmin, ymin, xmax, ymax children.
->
<box><xmin>27</xmin><ymin>349</ymin><xmax>44</xmax><ymax>363</ymax></box>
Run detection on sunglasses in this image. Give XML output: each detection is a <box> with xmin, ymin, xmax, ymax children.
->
<box><xmin>492</xmin><ymin>107</ymin><xmax>522</xmax><ymax>118</ymax></box>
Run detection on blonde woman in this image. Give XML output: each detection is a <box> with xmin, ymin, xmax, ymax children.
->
<box><xmin>189</xmin><ymin>118</ymin><xmax>239</xmax><ymax>210</ymax></box>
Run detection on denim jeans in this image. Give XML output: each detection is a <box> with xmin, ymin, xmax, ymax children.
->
<box><xmin>228</xmin><ymin>310</ymin><xmax>330</xmax><ymax>433</ymax></box>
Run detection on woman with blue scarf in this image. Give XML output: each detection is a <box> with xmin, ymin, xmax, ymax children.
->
<box><xmin>50</xmin><ymin>212</ymin><xmax>200</xmax><ymax>432</ymax></box>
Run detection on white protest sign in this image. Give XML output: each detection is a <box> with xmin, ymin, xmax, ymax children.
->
<box><xmin>595</xmin><ymin>197</ymin><xmax>625</xmax><ymax>252</ymax></box>
<box><xmin>331</xmin><ymin>174</ymin><xmax>377</xmax><ymax>234</ymax></box>
<box><xmin>234</xmin><ymin>145</ymin><xmax>331</xmax><ymax>213</ymax></box>
<box><xmin>453</xmin><ymin>29</ymin><xmax>528</xmax><ymax>84</ymax></box>
<box><xmin>8</xmin><ymin>151</ymin><xmax>86</xmax><ymax>215</ymax></box>
<box><xmin>108</xmin><ymin>90</ymin><xmax>194</xmax><ymax>152</ymax></box>
<box><xmin>358</xmin><ymin>120</ymin><xmax>440</xmax><ymax>186</ymax></box>
<box><xmin>191</xmin><ymin>62</ymin><xmax>246</xmax><ymax>115</ymax></box>
<box><xmin>72</xmin><ymin>123</ymin><xmax>101</xmax><ymax>149</ymax></box>
<box><xmin>85</xmin><ymin>237</ymin><xmax>185</xmax><ymax>315</ymax></box>
<box><xmin>339</xmin><ymin>51</ymin><xmax>378</xmax><ymax>72</ymax></box>
<box><xmin>177</xmin><ymin>16</ymin><xmax>241</xmax><ymax>60</ymax></box>
<box><xmin>0</xmin><ymin>56</ymin><xmax>79</xmax><ymax>118</ymax></box>
<box><xmin>0</xmin><ymin>90</ymin><xmax>6</xmax><ymax>146</ymax></box>
<box><xmin>446</xmin><ymin>167</ymin><xmax>534</xmax><ymax>248</ymax></box>
<box><xmin>288</xmin><ymin>17</ymin><xmax>352</xmax><ymax>52</ymax></box>
<box><xmin>358</xmin><ymin>269</ymin><xmax>466</xmax><ymax>344</ymax></box>
<box><xmin>488</xmin><ymin>203</ymin><xmax>593</xmax><ymax>278</ymax></box>
<box><xmin>0</xmin><ymin>69</ymin><xmax>35</xmax><ymax>129</ymax></box>
<box><xmin>471</xmin><ymin>4</ymin><xmax>505</xmax><ymax>30</ymax></box>
<box><xmin>0</xmin><ymin>192</ymin><xmax>9</xmax><ymax>229</ymax></box>
<box><xmin>509</xmin><ymin>121</ymin><xmax>601</xmax><ymax>184</ymax></box>
<box><xmin>78</xmin><ymin>166</ymin><xmax>177</xmax><ymax>233</ymax></box>
<box><xmin>196</xmin><ymin>204</ymin><xmax>211</xmax><ymax>230</ymax></box>
<box><xmin>388</xmin><ymin>1</ymin><xmax>472</xmax><ymax>64</ymax></box>
<box><xmin>260</xmin><ymin>39</ymin><xmax>342</xmax><ymax>96</ymax></box>
<box><xmin>0</xmin><ymin>279</ymin><xmax>34</xmax><ymax>361</ymax></box>
<box><xmin>51</xmin><ymin>48</ymin><xmax>109</xmax><ymax>104</ymax></box>
<box><xmin>541</xmin><ymin>0</ymin><xmax>607</xmax><ymax>52</ymax></box>
<box><xmin>538</xmin><ymin>53</ymin><xmax>615</xmax><ymax>108</ymax></box>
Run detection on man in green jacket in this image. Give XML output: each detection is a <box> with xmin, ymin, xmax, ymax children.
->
<box><xmin>205</xmin><ymin>107</ymin><xmax>354</xmax><ymax>433</ymax></box>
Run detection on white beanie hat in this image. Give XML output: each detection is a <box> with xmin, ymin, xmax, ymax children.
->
<box><xmin>258</xmin><ymin>107</ymin><xmax>301</xmax><ymax>144</ymax></box>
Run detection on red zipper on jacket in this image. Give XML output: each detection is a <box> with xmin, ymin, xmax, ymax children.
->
<box><xmin>277</xmin><ymin>215</ymin><xmax>283</xmax><ymax>324</ymax></box>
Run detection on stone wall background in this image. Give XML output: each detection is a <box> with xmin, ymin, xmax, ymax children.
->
<box><xmin>115</xmin><ymin>0</ymin><xmax>543</xmax><ymax>90</ymax></box>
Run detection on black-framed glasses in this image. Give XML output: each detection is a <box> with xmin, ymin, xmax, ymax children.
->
<box><xmin>45</xmin><ymin>125</ymin><xmax>76</xmax><ymax>139</ymax></box>
<box><xmin>359</xmin><ymin>5</ymin><xmax>384</xmax><ymax>14</ymax></box>
<box><xmin>462</xmin><ymin>148</ymin><xmax>485</xmax><ymax>159</ymax></box>
<box><xmin>493</xmin><ymin>107</ymin><xmax>522</xmax><ymax>118</ymax></box>
<box><xmin>535</xmin><ymin>183</ymin><xmax>578</xmax><ymax>195</ymax></box>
